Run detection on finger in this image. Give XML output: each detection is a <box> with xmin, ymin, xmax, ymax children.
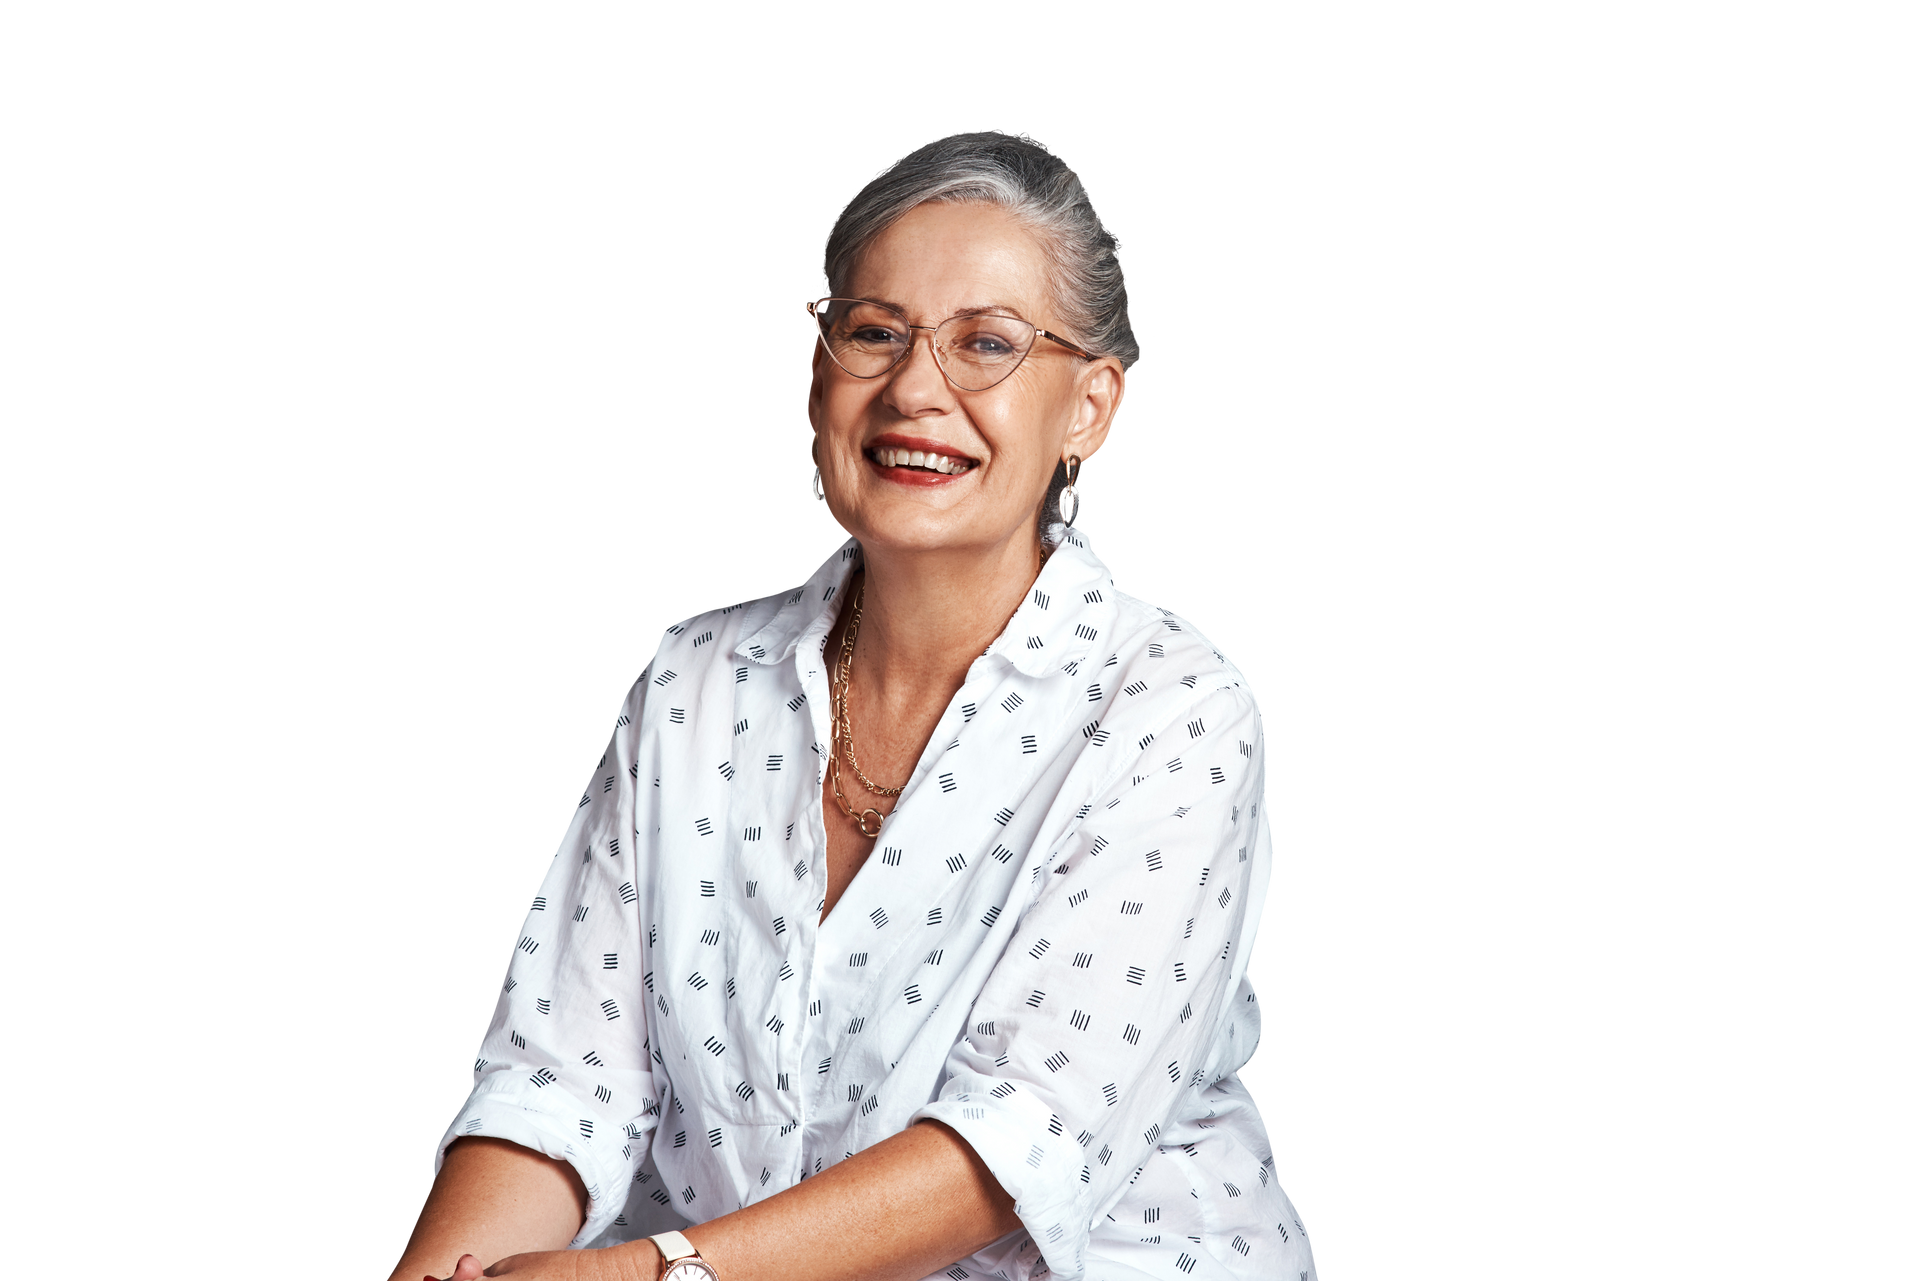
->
<box><xmin>451</xmin><ymin>1254</ymin><xmax>487</xmax><ymax>1281</ymax></box>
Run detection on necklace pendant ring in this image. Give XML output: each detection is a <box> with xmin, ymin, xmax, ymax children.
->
<box><xmin>856</xmin><ymin>808</ymin><xmax>884</xmax><ymax>837</ymax></box>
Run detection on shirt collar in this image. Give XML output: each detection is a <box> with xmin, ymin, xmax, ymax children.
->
<box><xmin>735</xmin><ymin>527</ymin><xmax>1118</xmax><ymax>681</ymax></box>
<box><xmin>984</xmin><ymin>525</ymin><xmax>1117</xmax><ymax>678</ymax></box>
<box><xmin>735</xmin><ymin>539</ymin><xmax>862</xmax><ymax>670</ymax></box>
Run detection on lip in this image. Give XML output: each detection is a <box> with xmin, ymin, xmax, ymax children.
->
<box><xmin>863</xmin><ymin>432</ymin><xmax>980</xmax><ymax>487</ymax></box>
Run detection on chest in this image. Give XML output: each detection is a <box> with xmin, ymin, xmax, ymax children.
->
<box><xmin>637</xmin><ymin>648</ymin><xmax>1091</xmax><ymax>975</ymax></box>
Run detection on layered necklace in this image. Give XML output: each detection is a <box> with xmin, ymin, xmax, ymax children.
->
<box><xmin>827</xmin><ymin>546</ymin><xmax>1052</xmax><ymax>839</ymax></box>
<box><xmin>826</xmin><ymin>581</ymin><xmax>899</xmax><ymax>838</ymax></box>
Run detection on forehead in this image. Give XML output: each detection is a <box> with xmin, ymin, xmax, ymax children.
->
<box><xmin>845</xmin><ymin>201</ymin><xmax>1054</xmax><ymax>319</ymax></box>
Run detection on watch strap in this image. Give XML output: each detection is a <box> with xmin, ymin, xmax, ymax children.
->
<box><xmin>650</xmin><ymin>1230</ymin><xmax>702</xmax><ymax>1266</ymax></box>
<box><xmin>648</xmin><ymin>1229</ymin><xmax>718</xmax><ymax>1275</ymax></box>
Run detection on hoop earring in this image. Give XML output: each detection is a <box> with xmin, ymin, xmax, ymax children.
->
<box><xmin>813</xmin><ymin>467</ymin><xmax>825</xmax><ymax>501</ymax></box>
<box><xmin>1059</xmin><ymin>455</ymin><xmax>1082</xmax><ymax>527</ymax></box>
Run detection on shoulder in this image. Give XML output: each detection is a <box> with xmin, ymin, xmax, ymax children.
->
<box><xmin>1100</xmin><ymin>586</ymin><xmax>1257</xmax><ymax>717</ymax></box>
<box><xmin>650</xmin><ymin>539</ymin><xmax>857</xmax><ymax>677</ymax></box>
<box><xmin>1058</xmin><ymin>583</ymin><xmax>1264</xmax><ymax>793</ymax></box>
<box><xmin>618</xmin><ymin>583</ymin><xmax>811</xmax><ymax>713</ymax></box>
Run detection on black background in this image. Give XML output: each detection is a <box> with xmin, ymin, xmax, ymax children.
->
<box><xmin>284</xmin><ymin>107</ymin><xmax>1482</xmax><ymax>1275</ymax></box>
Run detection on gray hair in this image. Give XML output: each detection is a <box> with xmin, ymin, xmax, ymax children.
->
<box><xmin>823</xmin><ymin>132</ymin><xmax>1140</xmax><ymax>370</ymax></box>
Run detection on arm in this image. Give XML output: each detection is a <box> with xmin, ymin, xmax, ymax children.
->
<box><xmin>675</xmin><ymin>1118</ymin><xmax>1018</xmax><ymax>1281</ymax></box>
<box><xmin>475</xmin><ymin>1119</ymin><xmax>1018</xmax><ymax>1281</ymax></box>
<box><xmin>385</xmin><ymin>1138</ymin><xmax>589</xmax><ymax>1281</ymax></box>
<box><xmin>907</xmin><ymin>686</ymin><xmax>1271</xmax><ymax>1277</ymax></box>
<box><xmin>394</xmin><ymin>678</ymin><xmax>663</xmax><ymax>1277</ymax></box>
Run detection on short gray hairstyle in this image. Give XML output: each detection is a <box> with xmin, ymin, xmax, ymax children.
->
<box><xmin>824</xmin><ymin>132</ymin><xmax>1140</xmax><ymax>370</ymax></box>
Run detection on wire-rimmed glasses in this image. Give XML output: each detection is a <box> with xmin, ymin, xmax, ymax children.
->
<box><xmin>808</xmin><ymin>297</ymin><xmax>1096</xmax><ymax>392</ymax></box>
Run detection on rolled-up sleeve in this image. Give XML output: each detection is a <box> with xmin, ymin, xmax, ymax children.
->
<box><xmin>437</xmin><ymin>677</ymin><xmax>660</xmax><ymax>1247</ymax></box>
<box><xmin>913</xmin><ymin>686</ymin><xmax>1271</xmax><ymax>1281</ymax></box>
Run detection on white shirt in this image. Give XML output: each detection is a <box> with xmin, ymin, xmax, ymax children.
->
<box><xmin>440</xmin><ymin>530</ymin><xmax>1316</xmax><ymax>1281</ymax></box>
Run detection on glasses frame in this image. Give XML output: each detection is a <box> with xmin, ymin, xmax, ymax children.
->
<box><xmin>807</xmin><ymin>296</ymin><xmax>1098</xmax><ymax>392</ymax></box>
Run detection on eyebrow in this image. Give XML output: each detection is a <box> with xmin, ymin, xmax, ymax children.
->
<box><xmin>861</xmin><ymin>298</ymin><xmax>1034</xmax><ymax>324</ymax></box>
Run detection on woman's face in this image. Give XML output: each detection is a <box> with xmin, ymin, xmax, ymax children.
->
<box><xmin>808</xmin><ymin>201</ymin><xmax>1123</xmax><ymax>562</ymax></box>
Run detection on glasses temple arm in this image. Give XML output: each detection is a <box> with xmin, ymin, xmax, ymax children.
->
<box><xmin>1037</xmin><ymin>329</ymin><xmax>1098</xmax><ymax>361</ymax></box>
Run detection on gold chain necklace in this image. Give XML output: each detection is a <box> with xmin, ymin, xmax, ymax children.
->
<box><xmin>827</xmin><ymin>582</ymin><xmax>902</xmax><ymax>838</ymax></box>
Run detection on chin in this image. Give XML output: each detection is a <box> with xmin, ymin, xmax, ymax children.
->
<box><xmin>845</xmin><ymin>506</ymin><xmax>1034</xmax><ymax>560</ymax></box>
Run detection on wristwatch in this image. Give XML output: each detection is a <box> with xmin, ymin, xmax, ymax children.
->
<box><xmin>649</xmin><ymin>1230</ymin><xmax>719</xmax><ymax>1281</ymax></box>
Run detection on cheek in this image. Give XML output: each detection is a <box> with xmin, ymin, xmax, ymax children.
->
<box><xmin>1010</xmin><ymin>357</ymin><xmax>1081</xmax><ymax>421</ymax></box>
<box><xmin>978</xmin><ymin>372</ymin><xmax>1072</xmax><ymax>470</ymax></box>
<box><xmin>817</xmin><ymin>378</ymin><xmax>880</xmax><ymax>438</ymax></box>
<box><xmin>817</xmin><ymin>391</ymin><xmax>879</xmax><ymax>476</ymax></box>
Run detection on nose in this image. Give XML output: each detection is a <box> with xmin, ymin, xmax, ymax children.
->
<box><xmin>882</xmin><ymin>326</ymin><xmax>955</xmax><ymax>415</ymax></box>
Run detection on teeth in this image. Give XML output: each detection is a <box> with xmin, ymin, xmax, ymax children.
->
<box><xmin>875</xmin><ymin>446</ymin><xmax>971</xmax><ymax>474</ymax></box>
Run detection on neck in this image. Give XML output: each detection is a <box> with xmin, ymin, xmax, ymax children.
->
<box><xmin>847</xmin><ymin>529</ymin><xmax>1047</xmax><ymax>706</ymax></box>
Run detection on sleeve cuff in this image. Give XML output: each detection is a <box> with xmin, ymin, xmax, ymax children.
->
<box><xmin>437</xmin><ymin>1071</ymin><xmax>648</xmax><ymax>1248</ymax></box>
<box><xmin>913</xmin><ymin>1073</ymin><xmax>1095</xmax><ymax>1281</ymax></box>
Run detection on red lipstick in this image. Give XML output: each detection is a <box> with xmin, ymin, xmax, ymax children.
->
<box><xmin>864</xmin><ymin>433</ymin><xmax>979</xmax><ymax>487</ymax></box>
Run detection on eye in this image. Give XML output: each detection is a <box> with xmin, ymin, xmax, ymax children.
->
<box><xmin>849</xmin><ymin>325</ymin><xmax>905</xmax><ymax>345</ymax></box>
<box><xmin>946</xmin><ymin>317</ymin><xmax>1029</xmax><ymax>361</ymax></box>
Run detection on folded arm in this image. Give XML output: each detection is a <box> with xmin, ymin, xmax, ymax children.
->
<box><xmin>390</xmin><ymin>1120</ymin><xmax>1018</xmax><ymax>1281</ymax></box>
<box><xmin>386</xmin><ymin>1136</ymin><xmax>589</xmax><ymax>1281</ymax></box>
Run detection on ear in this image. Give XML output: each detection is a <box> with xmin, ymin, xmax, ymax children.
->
<box><xmin>807</xmin><ymin>338</ymin><xmax>828</xmax><ymax>435</ymax></box>
<box><xmin>1062</xmin><ymin>357</ymin><xmax>1125</xmax><ymax>465</ymax></box>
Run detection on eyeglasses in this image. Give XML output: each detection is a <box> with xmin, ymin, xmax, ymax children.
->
<box><xmin>808</xmin><ymin>297</ymin><xmax>1096</xmax><ymax>392</ymax></box>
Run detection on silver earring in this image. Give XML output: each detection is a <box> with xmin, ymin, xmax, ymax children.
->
<box><xmin>1059</xmin><ymin>455</ymin><xmax>1081</xmax><ymax>527</ymax></box>
<box><xmin>813</xmin><ymin>467</ymin><xmax>825</xmax><ymax>501</ymax></box>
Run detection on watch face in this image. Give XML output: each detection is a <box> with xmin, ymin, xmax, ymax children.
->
<box><xmin>662</xmin><ymin>1262</ymin><xmax>718</xmax><ymax>1281</ymax></box>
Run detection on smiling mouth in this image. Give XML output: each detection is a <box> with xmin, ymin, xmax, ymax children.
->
<box><xmin>866</xmin><ymin>445</ymin><xmax>978</xmax><ymax>475</ymax></box>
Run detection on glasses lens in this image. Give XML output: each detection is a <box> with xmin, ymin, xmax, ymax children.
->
<box><xmin>933</xmin><ymin>313</ymin><xmax>1038</xmax><ymax>390</ymax></box>
<box><xmin>816</xmin><ymin>298</ymin><xmax>910</xmax><ymax>378</ymax></box>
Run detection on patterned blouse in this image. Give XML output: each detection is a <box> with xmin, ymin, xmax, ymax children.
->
<box><xmin>439</xmin><ymin>530</ymin><xmax>1316</xmax><ymax>1281</ymax></box>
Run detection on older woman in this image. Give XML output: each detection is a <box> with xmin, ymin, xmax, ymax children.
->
<box><xmin>389</xmin><ymin>133</ymin><xmax>1315</xmax><ymax>1281</ymax></box>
